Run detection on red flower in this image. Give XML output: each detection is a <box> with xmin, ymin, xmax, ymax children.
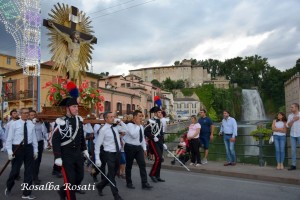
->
<box><xmin>50</xmin><ymin>87</ymin><xmax>57</xmax><ymax>93</ymax></box>
<box><xmin>98</xmin><ymin>95</ymin><xmax>104</xmax><ymax>101</ymax></box>
<box><xmin>42</xmin><ymin>81</ymin><xmax>52</xmax><ymax>89</ymax></box>
<box><xmin>90</xmin><ymin>93</ymin><xmax>96</xmax><ymax>98</ymax></box>
<box><xmin>49</xmin><ymin>95</ymin><xmax>54</xmax><ymax>101</ymax></box>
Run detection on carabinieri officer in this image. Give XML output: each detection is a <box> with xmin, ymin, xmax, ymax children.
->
<box><xmin>52</xmin><ymin>97</ymin><xmax>89</xmax><ymax>200</ymax></box>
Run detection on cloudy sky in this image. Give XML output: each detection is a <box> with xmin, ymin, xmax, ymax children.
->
<box><xmin>0</xmin><ymin>0</ymin><xmax>300</xmax><ymax>76</ymax></box>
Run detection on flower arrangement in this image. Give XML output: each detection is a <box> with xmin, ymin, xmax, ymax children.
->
<box><xmin>43</xmin><ymin>79</ymin><xmax>104</xmax><ymax>112</ymax></box>
<box><xmin>79</xmin><ymin>80</ymin><xmax>104</xmax><ymax>112</ymax></box>
<box><xmin>42</xmin><ymin>78</ymin><xmax>69</xmax><ymax>106</ymax></box>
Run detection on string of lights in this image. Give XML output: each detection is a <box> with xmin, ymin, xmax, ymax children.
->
<box><xmin>0</xmin><ymin>0</ymin><xmax>41</xmax><ymax>76</ymax></box>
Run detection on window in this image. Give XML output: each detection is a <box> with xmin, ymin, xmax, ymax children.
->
<box><xmin>132</xmin><ymin>104</ymin><xmax>135</xmax><ymax>111</ymax></box>
<box><xmin>104</xmin><ymin>101</ymin><xmax>111</xmax><ymax>112</ymax></box>
<box><xmin>126</xmin><ymin>83</ymin><xmax>131</xmax><ymax>87</ymax></box>
<box><xmin>91</xmin><ymin>81</ymin><xmax>96</xmax><ymax>88</ymax></box>
<box><xmin>121</xmin><ymin>83</ymin><xmax>125</xmax><ymax>88</ymax></box>
<box><xmin>6</xmin><ymin>57</ymin><xmax>11</xmax><ymax>65</ymax></box>
<box><xmin>126</xmin><ymin>104</ymin><xmax>131</xmax><ymax>114</ymax></box>
<box><xmin>28</xmin><ymin>76</ymin><xmax>33</xmax><ymax>91</ymax></box>
<box><xmin>117</xmin><ymin>102</ymin><xmax>122</xmax><ymax>115</ymax></box>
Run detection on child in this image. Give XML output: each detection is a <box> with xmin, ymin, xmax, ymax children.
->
<box><xmin>171</xmin><ymin>136</ymin><xmax>187</xmax><ymax>165</ymax></box>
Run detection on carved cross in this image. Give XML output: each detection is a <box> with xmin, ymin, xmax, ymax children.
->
<box><xmin>43</xmin><ymin>5</ymin><xmax>97</xmax><ymax>44</ymax></box>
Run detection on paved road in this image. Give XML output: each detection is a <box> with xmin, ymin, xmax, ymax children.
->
<box><xmin>0</xmin><ymin>151</ymin><xmax>299</xmax><ymax>200</ymax></box>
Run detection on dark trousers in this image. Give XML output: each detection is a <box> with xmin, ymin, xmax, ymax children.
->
<box><xmin>59</xmin><ymin>148</ymin><xmax>84</xmax><ymax>200</ymax></box>
<box><xmin>96</xmin><ymin>151</ymin><xmax>119</xmax><ymax>196</ymax></box>
<box><xmin>33</xmin><ymin>140</ymin><xmax>44</xmax><ymax>181</ymax></box>
<box><xmin>148</xmin><ymin>140</ymin><xmax>162</xmax><ymax>178</ymax></box>
<box><xmin>124</xmin><ymin>143</ymin><xmax>147</xmax><ymax>185</ymax></box>
<box><xmin>189</xmin><ymin>139</ymin><xmax>201</xmax><ymax>164</ymax></box>
<box><xmin>6</xmin><ymin>144</ymin><xmax>34</xmax><ymax>196</ymax></box>
<box><xmin>92</xmin><ymin>147</ymin><xmax>106</xmax><ymax>180</ymax></box>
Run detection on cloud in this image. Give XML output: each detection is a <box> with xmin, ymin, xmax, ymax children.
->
<box><xmin>0</xmin><ymin>0</ymin><xmax>300</xmax><ymax>76</ymax></box>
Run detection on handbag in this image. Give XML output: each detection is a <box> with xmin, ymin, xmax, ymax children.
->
<box><xmin>269</xmin><ymin>135</ymin><xmax>274</xmax><ymax>144</ymax></box>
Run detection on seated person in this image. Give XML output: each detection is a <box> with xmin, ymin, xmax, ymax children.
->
<box><xmin>171</xmin><ymin>136</ymin><xmax>187</xmax><ymax>165</ymax></box>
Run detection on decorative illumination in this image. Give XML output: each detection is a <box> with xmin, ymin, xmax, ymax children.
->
<box><xmin>0</xmin><ymin>0</ymin><xmax>41</xmax><ymax>76</ymax></box>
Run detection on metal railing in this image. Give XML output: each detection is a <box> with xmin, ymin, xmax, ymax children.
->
<box><xmin>164</xmin><ymin>132</ymin><xmax>300</xmax><ymax>167</ymax></box>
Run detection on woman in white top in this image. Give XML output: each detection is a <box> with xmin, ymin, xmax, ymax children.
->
<box><xmin>187</xmin><ymin>115</ymin><xmax>201</xmax><ymax>166</ymax></box>
<box><xmin>272</xmin><ymin>112</ymin><xmax>287</xmax><ymax>170</ymax></box>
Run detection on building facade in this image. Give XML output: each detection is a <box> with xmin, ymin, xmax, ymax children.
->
<box><xmin>284</xmin><ymin>72</ymin><xmax>300</xmax><ymax>114</ymax></box>
<box><xmin>129</xmin><ymin>59</ymin><xmax>212</xmax><ymax>88</ymax></box>
<box><xmin>173</xmin><ymin>97</ymin><xmax>200</xmax><ymax>119</ymax></box>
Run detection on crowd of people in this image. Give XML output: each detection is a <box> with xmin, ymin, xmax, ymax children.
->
<box><xmin>0</xmin><ymin>102</ymin><xmax>299</xmax><ymax>200</ymax></box>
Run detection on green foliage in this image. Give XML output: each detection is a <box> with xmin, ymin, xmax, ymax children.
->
<box><xmin>180</xmin><ymin>85</ymin><xmax>242</xmax><ymax>121</ymax></box>
<box><xmin>151</xmin><ymin>79</ymin><xmax>162</xmax><ymax>88</ymax></box>
<box><xmin>181</xmin><ymin>88</ymin><xmax>194</xmax><ymax>96</ymax></box>
<box><xmin>208</xmin><ymin>107</ymin><xmax>218</xmax><ymax>121</ymax></box>
<box><xmin>250</xmin><ymin>128</ymin><xmax>273</xmax><ymax>141</ymax></box>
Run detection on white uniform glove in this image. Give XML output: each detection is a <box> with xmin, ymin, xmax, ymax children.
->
<box><xmin>153</xmin><ymin>136</ymin><xmax>159</xmax><ymax>142</ymax></box>
<box><xmin>82</xmin><ymin>150</ymin><xmax>89</xmax><ymax>158</ymax></box>
<box><xmin>55</xmin><ymin>158</ymin><xmax>62</xmax><ymax>166</ymax></box>
<box><xmin>148</xmin><ymin>119</ymin><xmax>156</xmax><ymax>125</ymax></box>
<box><xmin>34</xmin><ymin>153</ymin><xmax>38</xmax><ymax>160</ymax></box>
<box><xmin>8</xmin><ymin>153</ymin><xmax>15</xmax><ymax>160</ymax></box>
<box><xmin>163</xmin><ymin>143</ymin><xmax>168</xmax><ymax>150</ymax></box>
<box><xmin>32</xmin><ymin>118</ymin><xmax>37</xmax><ymax>124</ymax></box>
<box><xmin>95</xmin><ymin>159</ymin><xmax>102</xmax><ymax>167</ymax></box>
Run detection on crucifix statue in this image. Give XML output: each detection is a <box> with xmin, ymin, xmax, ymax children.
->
<box><xmin>43</xmin><ymin>3</ymin><xmax>97</xmax><ymax>81</ymax></box>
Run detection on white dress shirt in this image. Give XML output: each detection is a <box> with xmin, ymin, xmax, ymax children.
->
<box><xmin>94</xmin><ymin>123</ymin><xmax>125</xmax><ymax>160</ymax></box>
<box><xmin>3</xmin><ymin>119</ymin><xmax>15</xmax><ymax>142</ymax></box>
<box><xmin>6</xmin><ymin>119</ymin><xmax>38</xmax><ymax>155</ymax></box>
<box><xmin>287</xmin><ymin>112</ymin><xmax>300</xmax><ymax>137</ymax></box>
<box><xmin>35</xmin><ymin>122</ymin><xmax>48</xmax><ymax>142</ymax></box>
<box><xmin>93</xmin><ymin>124</ymin><xmax>101</xmax><ymax>144</ymax></box>
<box><xmin>122</xmin><ymin>122</ymin><xmax>147</xmax><ymax>151</ymax></box>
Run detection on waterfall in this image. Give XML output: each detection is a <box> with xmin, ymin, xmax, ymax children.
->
<box><xmin>242</xmin><ymin>89</ymin><xmax>266</xmax><ymax>121</ymax></box>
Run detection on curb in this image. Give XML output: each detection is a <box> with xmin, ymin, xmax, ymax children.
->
<box><xmin>144</xmin><ymin>162</ymin><xmax>300</xmax><ymax>185</ymax></box>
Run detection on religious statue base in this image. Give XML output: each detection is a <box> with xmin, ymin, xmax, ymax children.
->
<box><xmin>38</xmin><ymin>106</ymin><xmax>104</xmax><ymax>124</ymax></box>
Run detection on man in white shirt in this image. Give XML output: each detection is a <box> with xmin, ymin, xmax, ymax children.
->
<box><xmin>94</xmin><ymin>112</ymin><xmax>125</xmax><ymax>200</ymax></box>
<box><xmin>286</xmin><ymin>103</ymin><xmax>300</xmax><ymax>170</ymax></box>
<box><xmin>123</xmin><ymin>110</ymin><xmax>153</xmax><ymax>190</ymax></box>
<box><xmin>1</xmin><ymin>109</ymin><xmax>19</xmax><ymax>152</ymax></box>
<box><xmin>5</xmin><ymin>108</ymin><xmax>38</xmax><ymax>199</ymax></box>
<box><xmin>29</xmin><ymin>110</ymin><xmax>48</xmax><ymax>185</ymax></box>
<box><xmin>219</xmin><ymin>110</ymin><xmax>238</xmax><ymax>166</ymax></box>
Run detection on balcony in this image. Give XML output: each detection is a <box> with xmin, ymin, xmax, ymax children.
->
<box><xmin>4</xmin><ymin>90</ymin><xmax>37</xmax><ymax>101</ymax></box>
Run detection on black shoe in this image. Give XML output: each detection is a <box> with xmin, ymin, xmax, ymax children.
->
<box><xmin>114</xmin><ymin>194</ymin><xmax>124</xmax><ymax>200</ymax></box>
<box><xmin>126</xmin><ymin>183</ymin><xmax>135</xmax><ymax>189</ymax></box>
<box><xmin>149</xmin><ymin>176</ymin><xmax>158</xmax><ymax>183</ymax></box>
<box><xmin>76</xmin><ymin>189</ymin><xmax>85</xmax><ymax>194</ymax></box>
<box><xmin>288</xmin><ymin>165</ymin><xmax>296</xmax><ymax>171</ymax></box>
<box><xmin>96</xmin><ymin>184</ymin><xmax>104</xmax><ymax>196</ymax></box>
<box><xmin>57</xmin><ymin>190</ymin><xmax>66</xmax><ymax>200</ymax></box>
<box><xmin>156</xmin><ymin>177</ymin><xmax>165</xmax><ymax>182</ymax></box>
<box><xmin>90</xmin><ymin>173</ymin><xmax>98</xmax><ymax>182</ymax></box>
<box><xmin>142</xmin><ymin>183</ymin><xmax>153</xmax><ymax>190</ymax></box>
<box><xmin>171</xmin><ymin>160</ymin><xmax>175</xmax><ymax>165</ymax></box>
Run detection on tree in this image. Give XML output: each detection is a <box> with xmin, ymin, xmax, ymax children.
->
<box><xmin>162</xmin><ymin>77</ymin><xmax>175</xmax><ymax>91</ymax></box>
<box><xmin>174</xmin><ymin>61</ymin><xmax>180</xmax><ymax>66</ymax></box>
<box><xmin>175</xmin><ymin>79</ymin><xmax>185</xmax><ymax>89</ymax></box>
<box><xmin>151</xmin><ymin>79</ymin><xmax>162</xmax><ymax>88</ymax></box>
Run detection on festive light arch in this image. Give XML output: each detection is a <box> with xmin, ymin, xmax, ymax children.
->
<box><xmin>0</xmin><ymin>0</ymin><xmax>41</xmax><ymax>76</ymax></box>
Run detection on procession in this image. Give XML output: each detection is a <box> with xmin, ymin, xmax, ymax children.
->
<box><xmin>0</xmin><ymin>1</ymin><xmax>300</xmax><ymax>200</ymax></box>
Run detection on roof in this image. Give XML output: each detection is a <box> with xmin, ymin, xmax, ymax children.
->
<box><xmin>174</xmin><ymin>97</ymin><xmax>198</xmax><ymax>101</ymax></box>
<box><xmin>129</xmin><ymin>64</ymin><xmax>204</xmax><ymax>72</ymax></box>
<box><xmin>3</xmin><ymin>60</ymin><xmax>102</xmax><ymax>79</ymax></box>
